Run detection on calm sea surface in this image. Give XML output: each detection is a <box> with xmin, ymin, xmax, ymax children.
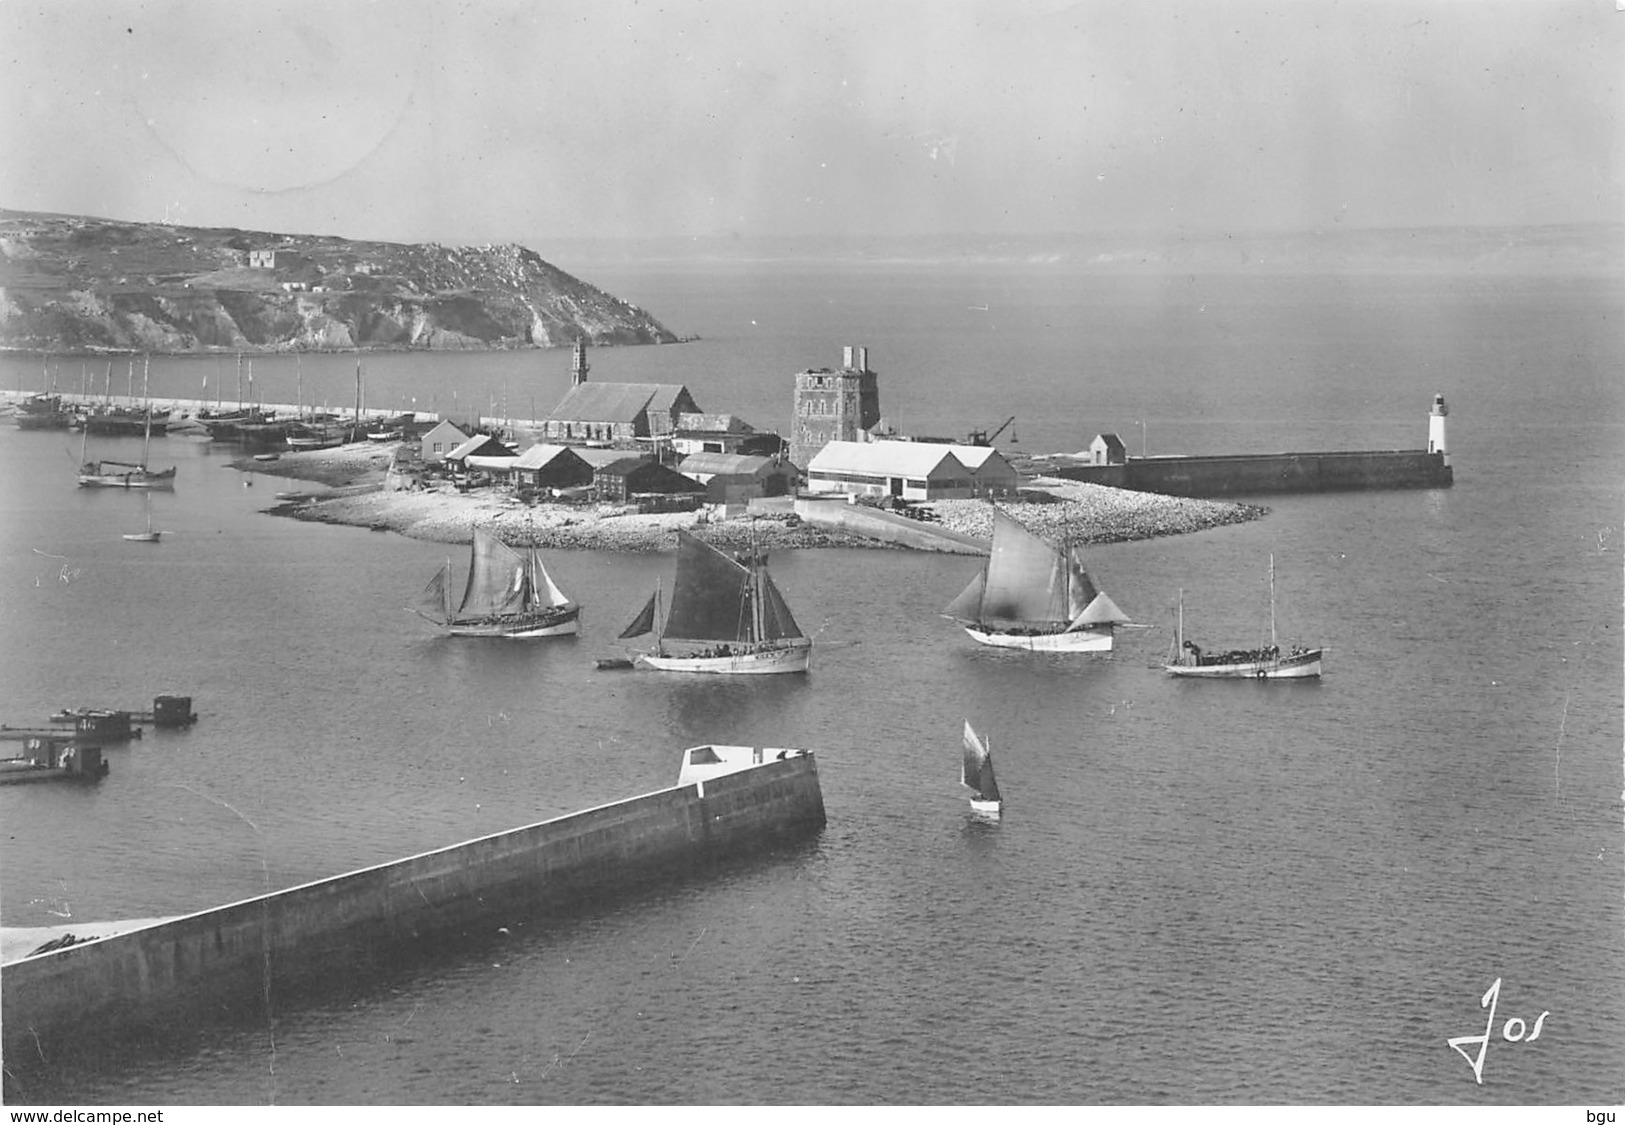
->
<box><xmin>1</xmin><ymin>264</ymin><xmax>1620</xmax><ymax>1105</ymax></box>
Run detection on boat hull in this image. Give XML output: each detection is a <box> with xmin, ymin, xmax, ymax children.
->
<box><xmin>1165</xmin><ymin>649</ymin><xmax>1322</xmax><ymax>679</ymax></box>
<box><xmin>121</xmin><ymin>532</ymin><xmax>162</xmax><ymax>543</ymax></box>
<box><xmin>447</xmin><ymin>606</ymin><xmax>581</xmax><ymax>638</ymax></box>
<box><xmin>639</xmin><ymin>639</ymin><xmax>811</xmax><ymax>675</ymax></box>
<box><xmin>969</xmin><ymin>797</ymin><xmax>1002</xmax><ymax>817</ymax></box>
<box><xmin>961</xmin><ymin>624</ymin><xmax>1114</xmax><ymax>652</ymax></box>
<box><xmin>78</xmin><ymin>470</ymin><xmax>176</xmax><ymax>491</ymax></box>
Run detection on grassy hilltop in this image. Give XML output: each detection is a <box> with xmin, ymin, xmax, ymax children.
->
<box><xmin>0</xmin><ymin>209</ymin><xmax>680</xmax><ymax>354</ymax></box>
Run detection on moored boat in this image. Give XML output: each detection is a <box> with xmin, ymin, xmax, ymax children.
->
<box><xmin>78</xmin><ymin>358</ymin><xmax>175</xmax><ymax>490</ymax></box>
<box><xmin>618</xmin><ymin>529</ymin><xmax>811</xmax><ymax>674</ymax></box>
<box><xmin>14</xmin><ymin>394</ymin><xmax>72</xmax><ymax>430</ymax></box>
<box><xmin>942</xmin><ymin>507</ymin><xmax>1131</xmax><ymax>652</ymax></box>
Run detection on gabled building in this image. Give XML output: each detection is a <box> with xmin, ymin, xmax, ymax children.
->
<box><xmin>678</xmin><ymin>452</ymin><xmax>799</xmax><ymax>503</ymax></box>
<box><xmin>418</xmin><ymin>420</ymin><xmax>471</xmax><ymax>464</ymax></box>
<box><xmin>671</xmin><ymin>412</ymin><xmax>783</xmax><ymax>457</ymax></box>
<box><xmin>805</xmin><ymin>440</ymin><xmax>976</xmax><ymax>501</ymax></box>
<box><xmin>593</xmin><ymin>456</ymin><xmax>707</xmax><ymax>506</ymax></box>
<box><xmin>913</xmin><ymin>442</ymin><xmax>1021</xmax><ymax>496</ymax></box>
<box><xmin>1090</xmin><ymin>433</ymin><xmax>1127</xmax><ymax>466</ymax></box>
<box><xmin>446</xmin><ymin>434</ymin><xmax>517</xmax><ymax>476</ymax></box>
<box><xmin>540</xmin><ymin>382</ymin><xmax>700</xmax><ymax>445</ymax></box>
<box><xmin>508</xmin><ymin>444</ymin><xmax>594</xmax><ymax>491</ymax></box>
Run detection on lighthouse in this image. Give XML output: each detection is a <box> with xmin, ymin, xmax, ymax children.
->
<box><xmin>1428</xmin><ymin>393</ymin><xmax>1449</xmax><ymax>466</ymax></box>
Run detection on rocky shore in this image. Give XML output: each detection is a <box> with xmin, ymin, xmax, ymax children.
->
<box><xmin>238</xmin><ymin>443</ymin><xmax>1266</xmax><ymax>551</ymax></box>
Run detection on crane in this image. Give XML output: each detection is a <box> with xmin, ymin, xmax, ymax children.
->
<box><xmin>967</xmin><ymin>415</ymin><xmax>1017</xmax><ymax>447</ymax></box>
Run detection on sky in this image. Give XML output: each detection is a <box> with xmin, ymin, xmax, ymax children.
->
<box><xmin>0</xmin><ymin>0</ymin><xmax>1620</xmax><ymax>246</ymax></box>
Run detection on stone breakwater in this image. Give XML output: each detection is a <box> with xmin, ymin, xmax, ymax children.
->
<box><xmin>929</xmin><ymin>477</ymin><xmax>1267</xmax><ymax>544</ymax></box>
<box><xmin>241</xmin><ymin>447</ymin><xmax>1265</xmax><ymax>550</ymax></box>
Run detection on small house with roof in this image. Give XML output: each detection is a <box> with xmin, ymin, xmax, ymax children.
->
<box><xmin>446</xmin><ymin>434</ymin><xmax>517</xmax><ymax>481</ymax></box>
<box><xmin>678</xmin><ymin>452</ymin><xmax>799</xmax><ymax>504</ymax></box>
<box><xmin>913</xmin><ymin>442</ymin><xmax>1021</xmax><ymax>496</ymax></box>
<box><xmin>1089</xmin><ymin>433</ymin><xmax>1127</xmax><ymax>466</ymax></box>
<box><xmin>805</xmin><ymin>440</ymin><xmax>977</xmax><ymax>501</ymax></box>
<box><xmin>593</xmin><ymin>456</ymin><xmax>707</xmax><ymax>509</ymax></box>
<box><xmin>418</xmin><ymin>420</ymin><xmax>471</xmax><ymax>464</ymax></box>
<box><xmin>508</xmin><ymin>444</ymin><xmax>594</xmax><ymax>491</ymax></box>
<box><xmin>671</xmin><ymin>413</ymin><xmax>784</xmax><ymax>457</ymax></box>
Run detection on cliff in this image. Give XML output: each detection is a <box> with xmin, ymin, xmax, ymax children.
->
<box><xmin>0</xmin><ymin>210</ymin><xmax>681</xmax><ymax>354</ymax></box>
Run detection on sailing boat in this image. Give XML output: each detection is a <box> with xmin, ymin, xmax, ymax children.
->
<box><xmin>961</xmin><ymin>720</ymin><xmax>1002</xmax><ymax>817</ymax></box>
<box><xmin>413</xmin><ymin>526</ymin><xmax>580</xmax><ymax>637</ymax></box>
<box><xmin>1163</xmin><ymin>555</ymin><xmax>1322</xmax><ymax>679</ymax></box>
<box><xmin>121</xmin><ymin>494</ymin><xmax>162</xmax><ymax>542</ymax></box>
<box><xmin>942</xmin><ymin>508</ymin><xmax>1130</xmax><ymax>651</ymax></box>
<box><xmin>617</xmin><ymin>529</ymin><xmax>811</xmax><ymax>674</ymax></box>
<box><xmin>79</xmin><ymin>356</ymin><xmax>176</xmax><ymax>489</ymax></box>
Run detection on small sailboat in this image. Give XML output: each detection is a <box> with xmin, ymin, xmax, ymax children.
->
<box><xmin>1163</xmin><ymin>555</ymin><xmax>1322</xmax><ymax>679</ymax></box>
<box><xmin>122</xmin><ymin>496</ymin><xmax>162</xmax><ymax>542</ymax></box>
<box><xmin>961</xmin><ymin>720</ymin><xmax>1002</xmax><ymax>817</ymax></box>
<box><xmin>78</xmin><ymin>357</ymin><xmax>176</xmax><ymax>490</ymax></box>
<box><xmin>617</xmin><ymin>529</ymin><xmax>811</xmax><ymax>674</ymax></box>
<box><xmin>942</xmin><ymin>507</ymin><xmax>1130</xmax><ymax>651</ymax></box>
<box><xmin>412</xmin><ymin>526</ymin><xmax>580</xmax><ymax>638</ymax></box>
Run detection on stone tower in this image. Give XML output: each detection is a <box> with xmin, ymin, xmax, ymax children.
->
<box><xmin>1428</xmin><ymin>393</ymin><xmax>1449</xmax><ymax>466</ymax></box>
<box><xmin>789</xmin><ymin>345</ymin><xmax>882</xmax><ymax>470</ymax></box>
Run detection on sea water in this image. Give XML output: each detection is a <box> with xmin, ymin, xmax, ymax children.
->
<box><xmin>0</xmin><ymin>263</ymin><xmax>1620</xmax><ymax>1105</ymax></box>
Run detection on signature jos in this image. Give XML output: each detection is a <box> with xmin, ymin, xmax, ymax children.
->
<box><xmin>1448</xmin><ymin>977</ymin><xmax>1550</xmax><ymax>1085</ymax></box>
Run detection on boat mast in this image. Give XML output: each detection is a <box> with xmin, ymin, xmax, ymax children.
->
<box><xmin>141</xmin><ymin>355</ymin><xmax>152</xmax><ymax>470</ymax></box>
<box><xmin>1269</xmin><ymin>554</ymin><xmax>1278</xmax><ymax>651</ymax></box>
<box><xmin>1176</xmin><ymin>588</ymin><xmax>1184</xmax><ymax>663</ymax></box>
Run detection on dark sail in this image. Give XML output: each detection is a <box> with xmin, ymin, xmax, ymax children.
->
<box><xmin>662</xmin><ymin>531</ymin><xmax>752</xmax><ymax>642</ymax></box>
<box><xmin>758</xmin><ymin>567</ymin><xmax>805</xmax><ymax>640</ymax></box>
<box><xmin>413</xmin><ymin>560</ymin><xmax>452</xmax><ymax>624</ymax></box>
<box><xmin>619</xmin><ymin>590</ymin><xmax>659</xmax><ymax>639</ymax></box>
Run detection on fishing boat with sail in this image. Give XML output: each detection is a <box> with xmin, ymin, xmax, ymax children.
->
<box><xmin>617</xmin><ymin>529</ymin><xmax>811</xmax><ymax>674</ymax></box>
<box><xmin>78</xmin><ymin>358</ymin><xmax>176</xmax><ymax>490</ymax></box>
<box><xmin>961</xmin><ymin>720</ymin><xmax>1002</xmax><ymax>818</ymax></box>
<box><xmin>941</xmin><ymin>507</ymin><xmax>1130</xmax><ymax>651</ymax></box>
<box><xmin>1163</xmin><ymin>555</ymin><xmax>1322</xmax><ymax>679</ymax></box>
<box><xmin>413</xmin><ymin>526</ymin><xmax>580</xmax><ymax>638</ymax></box>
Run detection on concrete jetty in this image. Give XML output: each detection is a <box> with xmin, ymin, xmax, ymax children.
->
<box><xmin>1</xmin><ymin>748</ymin><xmax>825</xmax><ymax>1070</ymax></box>
<box><xmin>1043</xmin><ymin>448</ymin><xmax>1452</xmax><ymax>497</ymax></box>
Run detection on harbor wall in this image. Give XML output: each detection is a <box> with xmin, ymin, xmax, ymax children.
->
<box><xmin>794</xmin><ymin>497</ymin><xmax>989</xmax><ymax>554</ymax></box>
<box><xmin>1</xmin><ymin>755</ymin><xmax>825</xmax><ymax>1063</ymax></box>
<box><xmin>1043</xmin><ymin>449</ymin><xmax>1452</xmax><ymax>497</ymax></box>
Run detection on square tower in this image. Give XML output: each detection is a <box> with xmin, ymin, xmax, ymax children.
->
<box><xmin>789</xmin><ymin>346</ymin><xmax>881</xmax><ymax>470</ymax></box>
